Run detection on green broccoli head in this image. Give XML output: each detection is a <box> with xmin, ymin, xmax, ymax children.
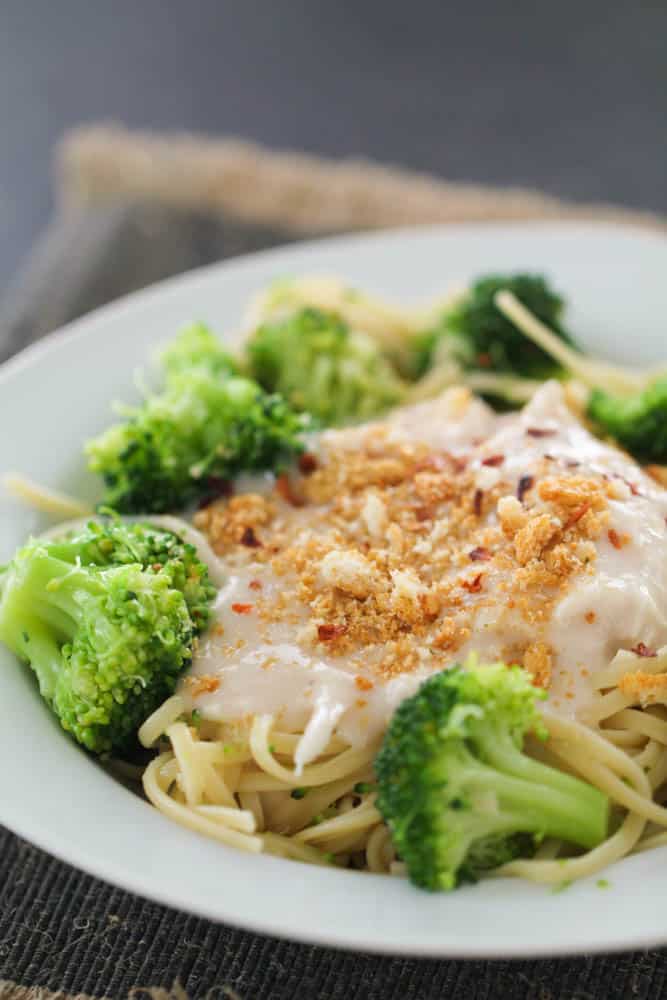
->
<box><xmin>0</xmin><ymin>549</ymin><xmax>194</xmax><ymax>753</ymax></box>
<box><xmin>587</xmin><ymin>377</ymin><xmax>667</xmax><ymax>463</ymax></box>
<box><xmin>160</xmin><ymin>323</ymin><xmax>239</xmax><ymax>379</ymax></box>
<box><xmin>0</xmin><ymin>520</ymin><xmax>217</xmax><ymax>753</ymax></box>
<box><xmin>413</xmin><ymin>274</ymin><xmax>574</xmax><ymax>382</ymax></box>
<box><xmin>86</xmin><ymin>370</ymin><xmax>308</xmax><ymax>513</ymax></box>
<box><xmin>245</xmin><ymin>307</ymin><xmax>407</xmax><ymax>426</ymax></box>
<box><xmin>42</xmin><ymin>519</ymin><xmax>216</xmax><ymax>633</ymax></box>
<box><xmin>375</xmin><ymin>659</ymin><xmax>609</xmax><ymax>891</ymax></box>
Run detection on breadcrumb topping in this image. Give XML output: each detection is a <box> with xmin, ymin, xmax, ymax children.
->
<box><xmin>619</xmin><ymin>670</ymin><xmax>667</xmax><ymax>707</ymax></box>
<box><xmin>185</xmin><ymin>674</ymin><xmax>221</xmax><ymax>696</ymax></box>
<box><xmin>523</xmin><ymin>641</ymin><xmax>553</xmax><ymax>689</ymax></box>
<box><xmin>194</xmin><ymin>420</ymin><xmax>611</xmax><ymax>688</ymax></box>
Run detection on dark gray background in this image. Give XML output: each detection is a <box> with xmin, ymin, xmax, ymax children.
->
<box><xmin>1</xmin><ymin>0</ymin><xmax>666</xmax><ymax>293</ymax></box>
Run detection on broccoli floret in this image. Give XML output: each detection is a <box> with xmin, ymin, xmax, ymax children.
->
<box><xmin>160</xmin><ymin>323</ymin><xmax>238</xmax><ymax>379</ymax></box>
<box><xmin>587</xmin><ymin>377</ymin><xmax>667</xmax><ymax>463</ymax></box>
<box><xmin>0</xmin><ymin>545</ymin><xmax>198</xmax><ymax>753</ymax></box>
<box><xmin>245</xmin><ymin>307</ymin><xmax>407</xmax><ymax>425</ymax></box>
<box><xmin>414</xmin><ymin>274</ymin><xmax>575</xmax><ymax>382</ymax></box>
<box><xmin>375</xmin><ymin>660</ymin><xmax>609</xmax><ymax>891</ymax></box>
<box><xmin>41</xmin><ymin>518</ymin><xmax>216</xmax><ymax>633</ymax></box>
<box><xmin>87</xmin><ymin>368</ymin><xmax>307</xmax><ymax>513</ymax></box>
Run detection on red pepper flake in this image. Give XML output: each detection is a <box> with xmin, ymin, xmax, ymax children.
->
<box><xmin>318</xmin><ymin>623</ymin><xmax>348</xmax><ymax>641</ymax></box>
<box><xmin>618</xmin><ymin>476</ymin><xmax>641</xmax><ymax>496</ymax></box>
<box><xmin>355</xmin><ymin>675</ymin><xmax>374</xmax><ymax>691</ymax></box>
<box><xmin>477</xmin><ymin>352</ymin><xmax>492</xmax><ymax>368</ymax></box>
<box><xmin>461</xmin><ymin>573</ymin><xmax>483</xmax><ymax>593</ymax></box>
<box><xmin>448</xmin><ymin>453</ymin><xmax>468</xmax><ymax>474</ymax></box>
<box><xmin>240</xmin><ymin>526</ymin><xmax>262</xmax><ymax>548</ymax></box>
<box><xmin>298</xmin><ymin>452</ymin><xmax>318</xmax><ymax>474</ymax></box>
<box><xmin>231</xmin><ymin>603</ymin><xmax>254</xmax><ymax>615</ymax></box>
<box><xmin>565</xmin><ymin>502</ymin><xmax>591</xmax><ymax>529</ymax></box>
<box><xmin>517</xmin><ymin>475</ymin><xmax>534</xmax><ymax>503</ymax></box>
<box><xmin>469</xmin><ymin>546</ymin><xmax>491</xmax><ymax>562</ymax></box>
<box><xmin>196</xmin><ymin>477</ymin><xmax>234</xmax><ymax>509</ymax></box>
<box><xmin>276</xmin><ymin>474</ymin><xmax>305</xmax><ymax>507</ymax></box>
<box><xmin>248</xmin><ymin>579</ymin><xmax>262</xmax><ymax>591</ymax></box>
<box><xmin>526</xmin><ymin>427</ymin><xmax>556</xmax><ymax>438</ymax></box>
<box><xmin>632</xmin><ymin>642</ymin><xmax>657</xmax><ymax>658</ymax></box>
<box><xmin>415</xmin><ymin>505</ymin><xmax>434</xmax><ymax>522</ymax></box>
<box><xmin>473</xmin><ymin>489</ymin><xmax>483</xmax><ymax>516</ymax></box>
<box><xmin>608</xmin><ymin>528</ymin><xmax>624</xmax><ymax>550</ymax></box>
<box><xmin>585</xmin><ymin>611</ymin><xmax>596</xmax><ymax>624</ymax></box>
<box><xmin>207</xmin><ymin>475</ymin><xmax>233</xmax><ymax>495</ymax></box>
<box><xmin>481</xmin><ymin>454</ymin><xmax>504</xmax><ymax>467</ymax></box>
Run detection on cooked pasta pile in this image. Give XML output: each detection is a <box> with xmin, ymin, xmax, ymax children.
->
<box><xmin>137</xmin><ymin>646</ymin><xmax>667</xmax><ymax>884</ymax></box>
<box><xmin>140</xmin><ymin>697</ymin><xmax>393</xmax><ymax>871</ymax></box>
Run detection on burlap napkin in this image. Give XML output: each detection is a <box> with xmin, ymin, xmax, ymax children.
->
<box><xmin>1</xmin><ymin>125</ymin><xmax>665</xmax><ymax>1000</ymax></box>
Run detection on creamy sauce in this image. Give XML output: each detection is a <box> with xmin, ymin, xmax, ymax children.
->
<box><xmin>182</xmin><ymin>384</ymin><xmax>667</xmax><ymax>767</ymax></box>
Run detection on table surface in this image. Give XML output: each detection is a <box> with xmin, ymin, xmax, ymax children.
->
<box><xmin>1</xmin><ymin>0</ymin><xmax>666</xmax><ymax>293</ymax></box>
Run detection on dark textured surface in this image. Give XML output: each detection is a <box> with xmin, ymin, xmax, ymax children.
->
<box><xmin>1</xmin><ymin>201</ymin><xmax>667</xmax><ymax>998</ymax></box>
<box><xmin>0</xmin><ymin>203</ymin><xmax>305</xmax><ymax>364</ymax></box>
<box><xmin>2</xmin><ymin>820</ymin><xmax>667</xmax><ymax>999</ymax></box>
<box><xmin>1</xmin><ymin>0</ymin><xmax>667</xmax><ymax>292</ymax></box>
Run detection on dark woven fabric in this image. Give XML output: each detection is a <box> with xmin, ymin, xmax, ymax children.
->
<box><xmin>1</xmin><ymin>202</ymin><xmax>666</xmax><ymax>999</ymax></box>
<box><xmin>0</xmin><ymin>201</ymin><xmax>305</xmax><ymax>365</ymax></box>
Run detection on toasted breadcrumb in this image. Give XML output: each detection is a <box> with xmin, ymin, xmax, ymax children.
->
<box><xmin>361</xmin><ymin>492</ymin><xmax>388</xmax><ymax>538</ymax></box>
<box><xmin>619</xmin><ymin>671</ymin><xmax>667</xmax><ymax>707</ymax></box>
<box><xmin>355</xmin><ymin>675</ymin><xmax>374</xmax><ymax>691</ymax></box>
<box><xmin>320</xmin><ymin>549</ymin><xmax>378</xmax><ymax>598</ymax></box>
<box><xmin>514</xmin><ymin>513</ymin><xmax>561</xmax><ymax>565</ymax></box>
<box><xmin>497</xmin><ymin>495</ymin><xmax>528</xmax><ymax>536</ymax></box>
<box><xmin>194</xmin><ymin>417</ymin><xmax>610</xmax><ymax>690</ymax></box>
<box><xmin>186</xmin><ymin>675</ymin><xmax>221</xmax><ymax>696</ymax></box>
<box><xmin>414</xmin><ymin>471</ymin><xmax>455</xmax><ymax>505</ymax></box>
<box><xmin>194</xmin><ymin>493</ymin><xmax>275</xmax><ymax>554</ymax></box>
<box><xmin>646</xmin><ymin>465</ymin><xmax>667</xmax><ymax>489</ymax></box>
<box><xmin>538</xmin><ymin>475</ymin><xmax>608</xmax><ymax>509</ymax></box>
<box><xmin>523</xmin><ymin>642</ymin><xmax>552</xmax><ymax>689</ymax></box>
<box><xmin>433</xmin><ymin>617</ymin><xmax>472</xmax><ymax>652</ymax></box>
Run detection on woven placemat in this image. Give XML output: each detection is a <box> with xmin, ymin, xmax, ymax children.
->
<box><xmin>1</xmin><ymin>125</ymin><xmax>666</xmax><ymax>1000</ymax></box>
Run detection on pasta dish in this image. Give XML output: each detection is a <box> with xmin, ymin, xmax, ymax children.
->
<box><xmin>3</xmin><ymin>271</ymin><xmax>667</xmax><ymax>891</ymax></box>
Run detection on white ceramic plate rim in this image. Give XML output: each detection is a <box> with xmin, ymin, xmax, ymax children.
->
<box><xmin>2</xmin><ymin>222</ymin><xmax>667</xmax><ymax>959</ymax></box>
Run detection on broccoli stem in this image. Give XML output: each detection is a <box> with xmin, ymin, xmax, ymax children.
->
<box><xmin>474</xmin><ymin>726</ymin><xmax>608</xmax><ymax>849</ymax></box>
<box><xmin>0</xmin><ymin>584</ymin><xmax>67</xmax><ymax>705</ymax></box>
<box><xmin>0</xmin><ymin>556</ymin><xmax>93</xmax><ymax>695</ymax></box>
<box><xmin>18</xmin><ymin>556</ymin><xmax>92</xmax><ymax>626</ymax></box>
<box><xmin>4</xmin><ymin>623</ymin><xmax>62</xmax><ymax>701</ymax></box>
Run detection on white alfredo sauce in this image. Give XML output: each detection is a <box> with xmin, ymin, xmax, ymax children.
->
<box><xmin>181</xmin><ymin>383</ymin><xmax>667</xmax><ymax>768</ymax></box>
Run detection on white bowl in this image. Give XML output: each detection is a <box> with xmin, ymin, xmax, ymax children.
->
<box><xmin>2</xmin><ymin>222</ymin><xmax>666</xmax><ymax>958</ymax></box>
